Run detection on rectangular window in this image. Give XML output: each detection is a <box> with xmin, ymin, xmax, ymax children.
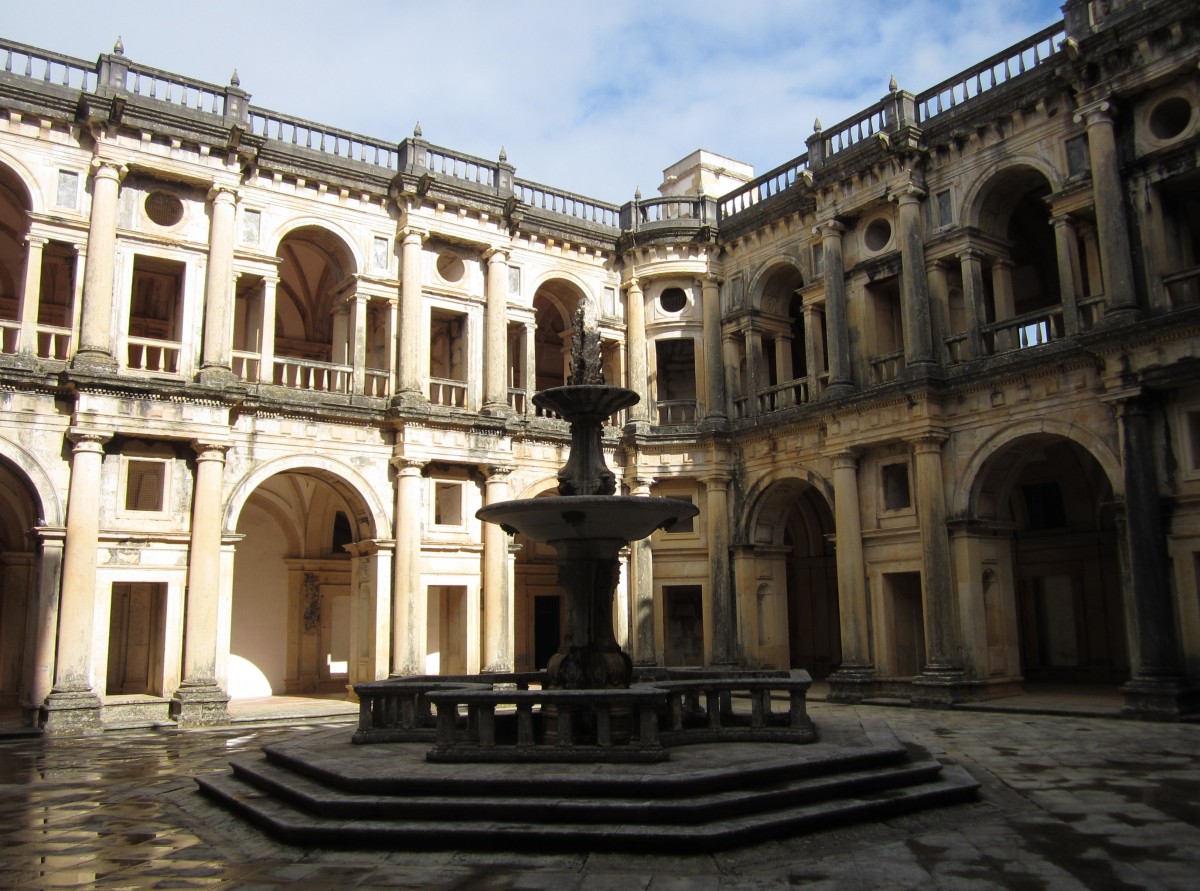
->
<box><xmin>664</xmin><ymin>495</ymin><xmax>695</xmax><ymax>534</ymax></box>
<box><xmin>125</xmin><ymin>460</ymin><xmax>166</xmax><ymax>512</ymax></box>
<box><xmin>1186</xmin><ymin>411</ymin><xmax>1200</xmax><ymax>471</ymax></box>
<box><xmin>936</xmin><ymin>190</ymin><xmax>954</xmax><ymax>227</ymax></box>
<box><xmin>372</xmin><ymin>236</ymin><xmax>389</xmax><ymax>271</ymax></box>
<box><xmin>56</xmin><ymin>171</ymin><xmax>79</xmax><ymax>209</ymax></box>
<box><xmin>507</xmin><ymin>266</ymin><xmax>521</xmax><ymax>297</ymax></box>
<box><xmin>881</xmin><ymin>462</ymin><xmax>911</xmax><ymax>511</ymax></box>
<box><xmin>1066</xmin><ymin>135</ymin><xmax>1091</xmax><ymax>177</ymax></box>
<box><xmin>433</xmin><ymin>482</ymin><xmax>464</xmax><ymax>526</ymax></box>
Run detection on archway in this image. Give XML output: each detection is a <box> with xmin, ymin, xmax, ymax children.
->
<box><xmin>738</xmin><ymin>477</ymin><xmax>839</xmax><ymax>676</ymax></box>
<box><xmin>531</xmin><ymin>279</ymin><xmax>584</xmax><ymax>394</ymax></box>
<box><xmin>969</xmin><ymin>434</ymin><xmax>1126</xmax><ymax>685</ymax></box>
<box><xmin>229</xmin><ymin>467</ymin><xmax>377</xmax><ymax>698</ymax></box>
<box><xmin>0</xmin><ymin>455</ymin><xmax>41</xmax><ymax>710</ymax></box>
<box><xmin>0</xmin><ymin>162</ymin><xmax>32</xmax><ymax>342</ymax></box>
<box><xmin>272</xmin><ymin>226</ymin><xmax>358</xmax><ymax>369</ymax></box>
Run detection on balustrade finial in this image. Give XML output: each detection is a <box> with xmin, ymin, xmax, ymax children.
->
<box><xmin>499</xmin><ymin>145</ymin><xmax>507</xmax><ymax>162</ymax></box>
<box><xmin>230</xmin><ymin>69</ymin><xmax>240</xmax><ymax>87</ymax></box>
<box><xmin>114</xmin><ymin>36</ymin><xmax>124</xmax><ymax>55</ymax></box>
<box><xmin>413</xmin><ymin>121</ymin><xmax>422</xmax><ymax>138</ymax></box>
<box><xmin>813</xmin><ymin>117</ymin><xmax>822</xmax><ymax>132</ymax></box>
<box><xmin>889</xmin><ymin>74</ymin><xmax>898</xmax><ymax>92</ymax></box>
<box><xmin>634</xmin><ymin>187</ymin><xmax>642</xmax><ymax>200</ymax></box>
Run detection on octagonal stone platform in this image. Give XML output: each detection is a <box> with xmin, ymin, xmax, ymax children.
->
<box><xmin>196</xmin><ymin>713</ymin><xmax>979</xmax><ymax>852</ymax></box>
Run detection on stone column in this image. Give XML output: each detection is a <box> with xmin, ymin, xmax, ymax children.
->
<box><xmin>523</xmin><ymin>321</ymin><xmax>537</xmax><ymax>414</ymax></box>
<box><xmin>21</xmin><ymin>527</ymin><xmax>64</xmax><ymax>720</ymax></box>
<box><xmin>41</xmin><ymin>429</ymin><xmax>111</xmax><ymax>734</ymax></box>
<box><xmin>390</xmin><ymin>458</ymin><xmax>426</xmax><ymax>675</ymax></box>
<box><xmin>958</xmin><ymin>249</ymin><xmax>986</xmax><ymax>358</ymax></box>
<box><xmin>700</xmin><ymin>274</ymin><xmax>726</xmax><ymax>419</ymax></box>
<box><xmin>198</xmin><ymin>186</ymin><xmax>238</xmax><ymax>383</ymax></box>
<box><xmin>1075</xmin><ymin>100</ymin><xmax>1137</xmax><ymax>316</ymax></box>
<box><xmin>395</xmin><ymin>230</ymin><xmax>426</xmax><ymax>404</ymax></box>
<box><xmin>744</xmin><ymin>327</ymin><xmax>764</xmax><ymax>415</ymax></box>
<box><xmin>1114</xmin><ymin>395</ymin><xmax>1194</xmax><ymax>719</ymax></box>
<box><xmin>349</xmin><ymin>293</ymin><xmax>368</xmax><ymax>395</ymax></box>
<box><xmin>481</xmin><ymin>465</ymin><xmax>514</xmax><ymax>672</ymax></box>
<box><xmin>818</xmin><ymin>221</ymin><xmax>855</xmax><ymax>396</ymax></box>
<box><xmin>483</xmin><ymin>248</ymin><xmax>510</xmax><ymax>415</ymax></box>
<box><xmin>17</xmin><ymin>235</ymin><xmax>47</xmax><ymax>355</ymax></box>
<box><xmin>802</xmin><ymin>303</ymin><xmax>824</xmax><ymax>398</ymax></box>
<box><xmin>703</xmin><ymin>473</ymin><xmax>734</xmax><ymax>665</ymax></box>
<box><xmin>722</xmin><ymin>336</ymin><xmax>741</xmax><ymax>416</ymax></box>
<box><xmin>1051</xmin><ymin>214</ymin><xmax>1082</xmax><ymax>336</ymax></box>
<box><xmin>827</xmin><ymin>451</ymin><xmax>875</xmax><ymax>701</ymax></box>
<box><xmin>257</xmin><ymin>274</ymin><xmax>278</xmax><ymax>384</ymax></box>
<box><xmin>73</xmin><ymin>160</ymin><xmax>124</xmax><ymax>369</ymax></box>
<box><xmin>172</xmin><ymin>442</ymin><xmax>231</xmax><ymax>726</ymax></box>
<box><xmin>894</xmin><ymin>188</ymin><xmax>935</xmax><ymax>366</ymax></box>
<box><xmin>629</xmin><ymin>475</ymin><xmax>656</xmax><ymax>665</ymax></box>
<box><xmin>910</xmin><ymin>433</ymin><xmax>965</xmax><ymax>699</ymax></box>
<box><xmin>624</xmin><ymin>278</ymin><xmax>649</xmax><ymax>424</ymax></box>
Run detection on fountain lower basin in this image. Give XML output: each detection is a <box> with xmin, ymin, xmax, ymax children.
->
<box><xmin>477</xmin><ymin>495</ymin><xmax>698</xmax><ymax>543</ymax></box>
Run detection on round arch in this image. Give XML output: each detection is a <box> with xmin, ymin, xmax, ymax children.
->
<box><xmin>527</xmin><ymin>271</ymin><xmax>593</xmax><ymax>314</ymax></box>
<box><xmin>746</xmin><ymin>257</ymin><xmax>806</xmax><ymax>314</ymax></box>
<box><xmin>264</xmin><ymin>218</ymin><xmax>363</xmax><ymax>275</ymax></box>
<box><xmin>0</xmin><ymin>152</ymin><xmax>41</xmax><ymax>215</ymax></box>
<box><xmin>0</xmin><ymin>436</ymin><xmax>63</xmax><ymax>527</ymax></box>
<box><xmin>515</xmin><ymin>476</ymin><xmax>560</xmax><ymax>500</ymax></box>
<box><xmin>736</xmin><ymin>466</ymin><xmax>834</xmax><ymax>544</ymax></box>
<box><xmin>960</xmin><ymin>157</ymin><xmax>1064</xmax><ymax>232</ymax></box>
<box><xmin>953</xmin><ymin>419</ymin><xmax>1122</xmax><ymax>520</ymax></box>
<box><xmin>223</xmin><ymin>454</ymin><xmax>389</xmax><ymax>539</ymax></box>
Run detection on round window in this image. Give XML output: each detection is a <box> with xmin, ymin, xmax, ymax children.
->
<box><xmin>144</xmin><ymin>192</ymin><xmax>184</xmax><ymax>227</ymax></box>
<box><xmin>659</xmin><ymin>287</ymin><xmax>687</xmax><ymax>313</ymax></box>
<box><xmin>436</xmin><ymin>252</ymin><xmax>465</xmax><ymax>283</ymax></box>
<box><xmin>863</xmin><ymin>218</ymin><xmax>892</xmax><ymax>252</ymax></box>
<box><xmin>1149</xmin><ymin>96</ymin><xmax>1192</xmax><ymax>141</ymax></box>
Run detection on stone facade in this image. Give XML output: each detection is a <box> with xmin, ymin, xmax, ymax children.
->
<box><xmin>1</xmin><ymin>0</ymin><xmax>1198</xmax><ymax>732</ymax></box>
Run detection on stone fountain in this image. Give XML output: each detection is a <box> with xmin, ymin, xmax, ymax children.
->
<box><xmin>477</xmin><ymin>307</ymin><xmax>697</xmax><ymax>692</ymax></box>
<box><xmin>197</xmin><ymin>309</ymin><xmax>980</xmax><ymax>849</ymax></box>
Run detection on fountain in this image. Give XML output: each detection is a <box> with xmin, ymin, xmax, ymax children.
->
<box><xmin>197</xmin><ymin>308</ymin><xmax>980</xmax><ymax>849</ymax></box>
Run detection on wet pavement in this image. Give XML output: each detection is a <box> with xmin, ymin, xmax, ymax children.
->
<box><xmin>0</xmin><ymin>702</ymin><xmax>1196</xmax><ymax>889</ymax></box>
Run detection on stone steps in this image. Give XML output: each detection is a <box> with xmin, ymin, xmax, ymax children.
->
<box><xmin>195</xmin><ymin>720</ymin><xmax>980</xmax><ymax>851</ymax></box>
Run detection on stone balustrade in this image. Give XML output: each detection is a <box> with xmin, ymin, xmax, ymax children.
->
<box><xmin>718</xmin><ymin>153</ymin><xmax>810</xmax><ymax>221</ymax></box>
<box><xmin>121</xmin><ymin>60</ymin><xmax>227</xmax><ymax>115</ymax></box>
<box><xmin>0</xmin><ymin>39</ymin><xmax>96</xmax><ymax>91</ymax></box>
<box><xmin>652</xmin><ymin>670</ymin><xmax>816</xmax><ymax>744</ymax></box>
<box><xmin>981</xmin><ymin>307</ymin><xmax>1065</xmax><ymax>355</ymax></box>
<box><xmin>249</xmin><ymin>108</ymin><xmax>399</xmax><ymax>170</ymax></box>
<box><xmin>757</xmin><ymin>378</ymin><xmax>810</xmax><ymax>413</ymax></box>
<box><xmin>820</xmin><ymin>98</ymin><xmax>892</xmax><ymax>159</ymax></box>
<box><xmin>515</xmin><ymin>179</ymin><xmax>620</xmax><ymax>227</ymax></box>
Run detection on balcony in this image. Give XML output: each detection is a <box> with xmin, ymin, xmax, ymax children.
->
<box><xmin>273</xmin><ymin>356</ymin><xmax>352</xmax><ymax>394</ymax></box>
<box><xmin>126</xmin><ymin>336</ymin><xmax>180</xmax><ymax>374</ymax></box>
<box><xmin>656</xmin><ymin>399</ymin><xmax>699</xmax><ymax>426</ymax></box>
<box><xmin>429</xmin><ymin>377</ymin><xmax>467</xmax><ymax>408</ymax></box>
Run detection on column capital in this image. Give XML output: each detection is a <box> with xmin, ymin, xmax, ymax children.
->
<box><xmin>956</xmin><ymin>247</ymin><xmax>986</xmax><ymax>263</ymax></box>
<box><xmin>90</xmin><ymin>158</ymin><xmax>127</xmax><ymax>182</ymax></box>
<box><xmin>207</xmin><ymin>184</ymin><xmax>239</xmax><ymax>204</ymax></box>
<box><xmin>483</xmin><ymin>246</ymin><xmax>510</xmax><ymax>264</ymax></box>
<box><xmin>66</xmin><ymin>427</ymin><xmax>113</xmax><ymax>451</ymax></box>
<box><xmin>484</xmin><ymin>464</ymin><xmax>514</xmax><ymax>480</ymax></box>
<box><xmin>192</xmin><ymin>441</ymin><xmax>231</xmax><ymax>462</ymax></box>
<box><xmin>1073</xmin><ymin>98</ymin><xmax>1114</xmax><ymax>127</ymax></box>
<box><xmin>391</xmin><ymin>456</ymin><xmax>428</xmax><ymax>475</ymax></box>
<box><xmin>1049</xmin><ymin>213</ymin><xmax>1077</xmax><ymax>230</ymax></box>
<box><xmin>698</xmin><ymin>273</ymin><xmax>724</xmax><ymax>288</ymax></box>
<box><xmin>813</xmin><ymin>219</ymin><xmax>847</xmax><ymax>238</ymax></box>
<box><xmin>622</xmin><ymin>277</ymin><xmax>647</xmax><ymax>293</ymax></box>
<box><xmin>832</xmin><ymin>449</ymin><xmax>860</xmax><ymax>470</ymax></box>
<box><xmin>631</xmin><ymin>475</ymin><xmax>655</xmax><ymax>493</ymax></box>
<box><xmin>907</xmin><ymin>431</ymin><xmax>948</xmax><ymax>452</ymax></box>
<box><xmin>399</xmin><ymin>228</ymin><xmax>427</xmax><ymax>246</ymax></box>
<box><xmin>700</xmin><ymin>473</ymin><xmax>731</xmax><ymax>490</ymax></box>
<box><xmin>890</xmin><ymin>184</ymin><xmax>927</xmax><ymax>204</ymax></box>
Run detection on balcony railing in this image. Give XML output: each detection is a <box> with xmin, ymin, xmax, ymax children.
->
<box><xmin>425</xmin><ymin>146</ymin><xmax>496</xmax><ymax>187</ymax></box>
<box><xmin>364</xmin><ymin>368</ymin><xmax>390</xmax><ymax>398</ymax></box>
<box><xmin>914</xmin><ymin>23</ymin><xmax>1065</xmax><ymax>124</ymax></box>
<box><xmin>231</xmin><ymin>350</ymin><xmax>260</xmax><ymax>382</ymax></box>
<box><xmin>126</xmin><ymin>337</ymin><xmax>180</xmax><ymax>374</ymax></box>
<box><xmin>718</xmin><ymin>153</ymin><xmax>810</xmax><ymax>222</ymax></box>
<box><xmin>0</xmin><ymin>319</ymin><xmax>19</xmax><ymax>355</ymax></box>
<box><xmin>507</xmin><ymin>387</ymin><xmax>528</xmax><ymax>414</ymax></box>
<box><xmin>250</xmin><ymin>108</ymin><xmax>399</xmax><ymax>170</ymax></box>
<box><xmin>0</xmin><ymin>39</ymin><xmax>97</xmax><ymax>91</ymax></box>
<box><xmin>821</xmin><ymin>96</ymin><xmax>891</xmax><ymax>159</ymax></box>
<box><xmin>982</xmin><ymin>307</ymin><xmax>1065</xmax><ymax>355</ymax></box>
<box><xmin>944</xmin><ymin>332</ymin><xmax>970</xmax><ymax>366</ymax></box>
<box><xmin>868</xmin><ymin>350</ymin><xmax>905</xmax><ymax>385</ymax></box>
<box><xmin>620</xmin><ymin>196</ymin><xmax>712</xmax><ymax>231</ymax></box>
<box><xmin>429</xmin><ymin>377</ymin><xmax>467</xmax><ymax>408</ymax></box>
<box><xmin>35</xmin><ymin>325</ymin><xmax>72</xmax><ymax>361</ymax></box>
<box><xmin>656</xmin><ymin>399</ymin><xmax>699</xmax><ymax>426</ymax></box>
<box><xmin>514</xmin><ymin>179</ymin><xmax>620</xmax><ymax>227</ymax></box>
<box><xmin>1164</xmin><ymin>265</ymin><xmax>1200</xmax><ymax>309</ymax></box>
<box><xmin>757</xmin><ymin>379</ymin><xmax>811</xmax><ymax>413</ymax></box>
<box><xmin>121</xmin><ymin>60</ymin><xmax>226</xmax><ymax>115</ymax></box>
<box><xmin>273</xmin><ymin>356</ymin><xmax>351</xmax><ymax>393</ymax></box>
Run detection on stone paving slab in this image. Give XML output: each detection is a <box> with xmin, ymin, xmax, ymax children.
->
<box><xmin>0</xmin><ymin>702</ymin><xmax>1197</xmax><ymax>888</ymax></box>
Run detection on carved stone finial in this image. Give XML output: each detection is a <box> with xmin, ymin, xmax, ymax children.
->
<box><xmin>889</xmin><ymin>74</ymin><xmax>899</xmax><ymax>92</ymax></box>
<box><xmin>413</xmin><ymin>121</ymin><xmax>422</xmax><ymax>138</ymax></box>
<box><xmin>813</xmin><ymin>117</ymin><xmax>822</xmax><ymax>132</ymax></box>
<box><xmin>567</xmin><ymin>303</ymin><xmax>604</xmax><ymax>386</ymax></box>
<box><xmin>499</xmin><ymin>145</ymin><xmax>507</xmax><ymax>162</ymax></box>
<box><xmin>634</xmin><ymin>187</ymin><xmax>642</xmax><ymax>200</ymax></box>
<box><xmin>230</xmin><ymin>69</ymin><xmax>240</xmax><ymax>87</ymax></box>
<box><xmin>114</xmin><ymin>36</ymin><xmax>124</xmax><ymax>55</ymax></box>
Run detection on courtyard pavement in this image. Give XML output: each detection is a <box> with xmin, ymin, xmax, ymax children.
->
<box><xmin>0</xmin><ymin>701</ymin><xmax>1197</xmax><ymax>890</ymax></box>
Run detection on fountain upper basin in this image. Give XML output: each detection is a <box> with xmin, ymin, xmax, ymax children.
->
<box><xmin>477</xmin><ymin>495</ymin><xmax>699</xmax><ymax>544</ymax></box>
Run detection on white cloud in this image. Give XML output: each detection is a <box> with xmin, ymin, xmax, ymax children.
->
<box><xmin>6</xmin><ymin>0</ymin><xmax>1063</xmax><ymax>202</ymax></box>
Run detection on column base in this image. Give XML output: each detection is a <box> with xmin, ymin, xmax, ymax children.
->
<box><xmin>826</xmin><ymin>666</ymin><xmax>877</xmax><ymax>703</ymax></box>
<box><xmin>480</xmin><ymin>401</ymin><xmax>513</xmax><ymax>418</ymax></box>
<box><xmin>821</xmin><ymin>381</ymin><xmax>857</xmax><ymax>400</ymax></box>
<box><xmin>170</xmin><ymin>684</ymin><xmax>231</xmax><ymax>727</ymax></box>
<box><xmin>41</xmin><ymin>689</ymin><xmax>104</xmax><ymax>736</ymax></box>
<box><xmin>196</xmin><ymin>365</ymin><xmax>241</xmax><ymax>387</ymax></box>
<box><xmin>1120</xmin><ymin>676</ymin><xmax>1198</xmax><ymax>722</ymax></box>
<box><xmin>910</xmin><ymin>667</ymin><xmax>970</xmax><ymax>706</ymax></box>
<box><xmin>69</xmin><ymin>348</ymin><xmax>118</xmax><ymax>372</ymax></box>
<box><xmin>1091</xmin><ymin>305</ymin><xmax>1141</xmax><ymax>331</ymax></box>
<box><xmin>390</xmin><ymin>391</ymin><xmax>429</xmax><ymax>411</ymax></box>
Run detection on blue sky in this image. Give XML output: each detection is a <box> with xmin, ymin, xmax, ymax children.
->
<box><xmin>6</xmin><ymin>1</ymin><xmax>1064</xmax><ymax>202</ymax></box>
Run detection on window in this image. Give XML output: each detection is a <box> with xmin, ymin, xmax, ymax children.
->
<box><xmin>434</xmin><ymin>482</ymin><xmax>464</xmax><ymax>526</ymax></box>
<box><xmin>240</xmin><ymin>209</ymin><xmax>261</xmax><ymax>244</ymax></box>
<box><xmin>125</xmin><ymin>460</ymin><xmax>166</xmax><ymax>512</ymax></box>
<box><xmin>1149</xmin><ymin>96</ymin><xmax>1192</xmax><ymax>141</ymax></box>
<box><xmin>659</xmin><ymin>287</ymin><xmax>687</xmax><ymax>313</ymax></box>
<box><xmin>144</xmin><ymin>192</ymin><xmax>184</xmax><ymax>228</ymax></box>
<box><xmin>1066</xmin><ymin>135</ymin><xmax>1090</xmax><ymax>177</ymax></box>
<box><xmin>372</xmin><ymin>236</ymin><xmax>389</xmax><ymax>271</ymax></box>
<box><xmin>881</xmin><ymin>462</ymin><xmax>911</xmax><ymax>511</ymax></box>
<box><xmin>436</xmin><ymin>252</ymin><xmax>465</xmax><ymax>283</ymax></box>
<box><xmin>936</xmin><ymin>190</ymin><xmax>953</xmax><ymax>227</ymax></box>
<box><xmin>863</xmin><ymin>218</ymin><xmax>892</xmax><ymax>252</ymax></box>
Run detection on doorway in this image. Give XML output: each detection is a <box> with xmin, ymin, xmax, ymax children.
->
<box><xmin>106</xmin><ymin>582</ymin><xmax>166</xmax><ymax>696</ymax></box>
